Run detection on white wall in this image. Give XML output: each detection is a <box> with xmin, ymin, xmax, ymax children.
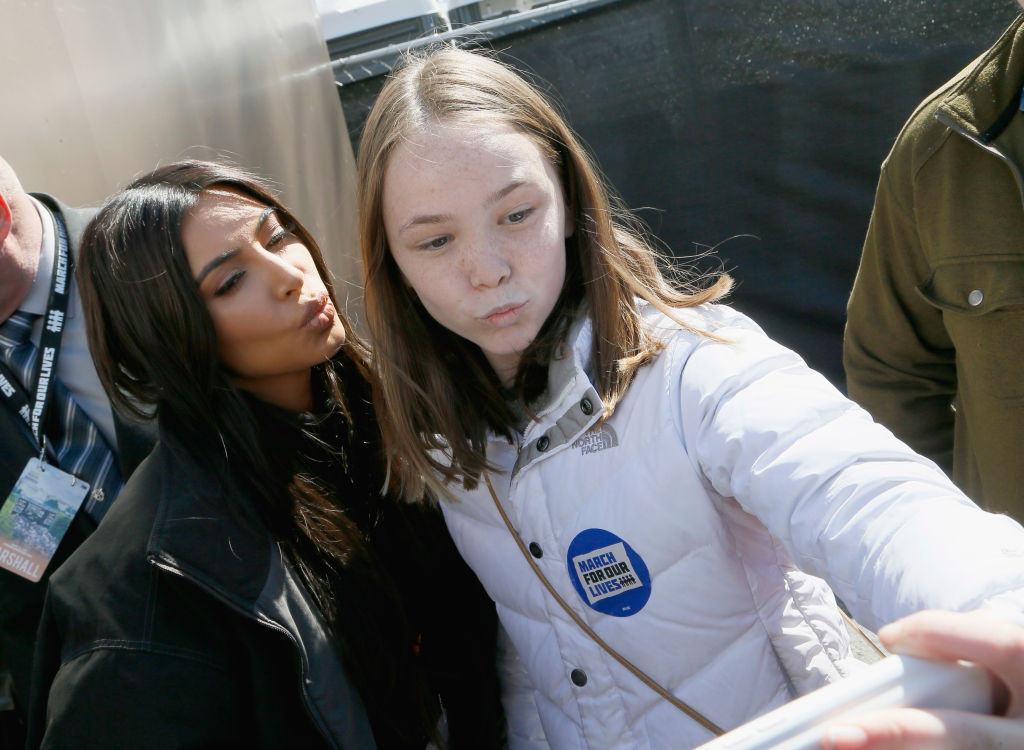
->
<box><xmin>0</xmin><ymin>0</ymin><xmax>362</xmax><ymax>300</ymax></box>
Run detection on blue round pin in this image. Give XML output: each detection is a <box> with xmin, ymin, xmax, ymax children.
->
<box><xmin>566</xmin><ymin>528</ymin><xmax>651</xmax><ymax>617</ymax></box>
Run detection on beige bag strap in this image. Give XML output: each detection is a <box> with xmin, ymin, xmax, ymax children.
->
<box><xmin>484</xmin><ymin>474</ymin><xmax>725</xmax><ymax>737</ymax></box>
<box><xmin>839</xmin><ymin>609</ymin><xmax>887</xmax><ymax>660</ymax></box>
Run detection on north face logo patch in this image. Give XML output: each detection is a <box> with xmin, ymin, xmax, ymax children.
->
<box><xmin>572</xmin><ymin>424</ymin><xmax>618</xmax><ymax>456</ymax></box>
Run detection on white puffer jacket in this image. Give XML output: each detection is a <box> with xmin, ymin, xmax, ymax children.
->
<box><xmin>439</xmin><ymin>303</ymin><xmax>1024</xmax><ymax>750</ymax></box>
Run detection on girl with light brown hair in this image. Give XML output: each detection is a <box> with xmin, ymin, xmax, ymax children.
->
<box><xmin>359</xmin><ymin>46</ymin><xmax>1024</xmax><ymax>750</ymax></box>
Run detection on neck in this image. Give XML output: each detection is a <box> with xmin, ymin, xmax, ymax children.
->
<box><xmin>486</xmin><ymin>351</ymin><xmax>522</xmax><ymax>389</ymax></box>
<box><xmin>235</xmin><ymin>369</ymin><xmax>314</xmax><ymax>413</ymax></box>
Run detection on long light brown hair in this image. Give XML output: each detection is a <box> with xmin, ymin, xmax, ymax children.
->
<box><xmin>359</xmin><ymin>47</ymin><xmax>731</xmax><ymax>501</ymax></box>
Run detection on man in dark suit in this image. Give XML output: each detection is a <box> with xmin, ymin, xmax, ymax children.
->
<box><xmin>0</xmin><ymin>155</ymin><xmax>154</xmax><ymax>745</ymax></box>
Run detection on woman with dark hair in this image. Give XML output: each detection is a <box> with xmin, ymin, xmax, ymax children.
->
<box><xmin>25</xmin><ymin>160</ymin><xmax>504</xmax><ymax>749</ymax></box>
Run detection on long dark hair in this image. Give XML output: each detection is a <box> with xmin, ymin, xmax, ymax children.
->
<box><xmin>79</xmin><ymin>160</ymin><xmax>439</xmax><ymax>745</ymax></box>
<box><xmin>79</xmin><ymin>159</ymin><xmax>371</xmax><ymax>588</ymax></box>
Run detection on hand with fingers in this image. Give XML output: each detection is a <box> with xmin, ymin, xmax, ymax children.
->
<box><xmin>824</xmin><ymin>610</ymin><xmax>1024</xmax><ymax>750</ymax></box>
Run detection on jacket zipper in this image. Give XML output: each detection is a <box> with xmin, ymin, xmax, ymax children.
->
<box><xmin>935</xmin><ymin>110</ymin><xmax>1024</xmax><ymax>211</ymax></box>
<box><xmin>149</xmin><ymin>554</ymin><xmax>340</xmax><ymax>749</ymax></box>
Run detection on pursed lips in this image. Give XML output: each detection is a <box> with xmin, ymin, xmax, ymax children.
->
<box><xmin>479</xmin><ymin>300</ymin><xmax>526</xmax><ymax>324</ymax></box>
<box><xmin>300</xmin><ymin>290</ymin><xmax>331</xmax><ymax>328</ymax></box>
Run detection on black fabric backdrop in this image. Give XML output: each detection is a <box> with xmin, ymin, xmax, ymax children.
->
<box><xmin>338</xmin><ymin>0</ymin><xmax>1020</xmax><ymax>387</ymax></box>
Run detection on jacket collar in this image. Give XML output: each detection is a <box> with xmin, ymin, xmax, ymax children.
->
<box><xmin>146</xmin><ymin>427</ymin><xmax>274</xmax><ymax>610</ymax></box>
<box><xmin>502</xmin><ymin>306</ymin><xmax>605</xmax><ymax>476</ymax></box>
<box><xmin>144</xmin><ymin>385</ymin><xmax>337</xmax><ymax>608</ymax></box>
<box><xmin>937</xmin><ymin>14</ymin><xmax>1024</xmax><ymax>143</ymax></box>
<box><xmin>143</xmin><ymin>428</ymin><xmax>374</xmax><ymax>748</ymax></box>
<box><xmin>531</xmin><ymin>304</ymin><xmax>597</xmax><ymax>423</ymax></box>
<box><xmin>30</xmin><ymin>193</ymin><xmax>95</xmax><ymax>258</ymax></box>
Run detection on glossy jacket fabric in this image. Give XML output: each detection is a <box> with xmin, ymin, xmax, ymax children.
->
<box><xmin>440</xmin><ymin>303</ymin><xmax>1024</xmax><ymax>750</ymax></box>
<box><xmin>27</xmin><ymin>407</ymin><xmax>504</xmax><ymax>749</ymax></box>
<box><xmin>844</xmin><ymin>14</ymin><xmax>1024</xmax><ymax>520</ymax></box>
<box><xmin>27</xmin><ymin>433</ymin><xmax>373</xmax><ymax>749</ymax></box>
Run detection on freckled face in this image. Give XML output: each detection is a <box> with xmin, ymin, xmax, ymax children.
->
<box><xmin>381</xmin><ymin>123</ymin><xmax>571</xmax><ymax>386</ymax></box>
<box><xmin>183</xmin><ymin>188</ymin><xmax>345</xmax><ymax>410</ymax></box>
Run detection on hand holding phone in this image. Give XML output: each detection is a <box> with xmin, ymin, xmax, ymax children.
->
<box><xmin>698</xmin><ymin>609</ymin><xmax>1023</xmax><ymax>750</ymax></box>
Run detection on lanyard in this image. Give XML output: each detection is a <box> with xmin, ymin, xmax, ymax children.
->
<box><xmin>0</xmin><ymin>211</ymin><xmax>72</xmax><ymax>454</ymax></box>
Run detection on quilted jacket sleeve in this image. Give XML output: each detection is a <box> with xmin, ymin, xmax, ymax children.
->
<box><xmin>676</xmin><ymin>312</ymin><xmax>1024</xmax><ymax>631</ymax></box>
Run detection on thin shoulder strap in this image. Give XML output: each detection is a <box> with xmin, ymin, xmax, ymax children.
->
<box><xmin>484</xmin><ymin>474</ymin><xmax>725</xmax><ymax>737</ymax></box>
<box><xmin>839</xmin><ymin>609</ymin><xmax>887</xmax><ymax>659</ymax></box>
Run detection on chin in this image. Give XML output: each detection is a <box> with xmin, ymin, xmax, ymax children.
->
<box><xmin>319</xmin><ymin>324</ymin><xmax>345</xmax><ymax>355</ymax></box>
<box><xmin>326</xmin><ymin>334</ymin><xmax>347</xmax><ymax>359</ymax></box>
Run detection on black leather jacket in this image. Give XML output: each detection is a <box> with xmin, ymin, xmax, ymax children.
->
<box><xmin>26</xmin><ymin>413</ymin><xmax>504</xmax><ymax>749</ymax></box>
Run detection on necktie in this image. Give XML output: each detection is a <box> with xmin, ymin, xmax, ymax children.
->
<box><xmin>0</xmin><ymin>310</ymin><xmax>122</xmax><ymax>523</ymax></box>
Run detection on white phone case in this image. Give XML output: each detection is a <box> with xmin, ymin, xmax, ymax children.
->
<box><xmin>695</xmin><ymin>655</ymin><xmax>993</xmax><ymax>750</ymax></box>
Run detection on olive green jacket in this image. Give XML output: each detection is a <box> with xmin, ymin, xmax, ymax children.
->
<box><xmin>844</xmin><ymin>15</ymin><xmax>1024</xmax><ymax>520</ymax></box>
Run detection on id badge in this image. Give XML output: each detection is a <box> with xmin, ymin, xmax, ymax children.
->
<box><xmin>0</xmin><ymin>459</ymin><xmax>89</xmax><ymax>582</ymax></box>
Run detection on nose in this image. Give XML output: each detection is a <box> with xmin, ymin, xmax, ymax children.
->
<box><xmin>262</xmin><ymin>247</ymin><xmax>305</xmax><ymax>298</ymax></box>
<box><xmin>465</xmin><ymin>241</ymin><xmax>510</xmax><ymax>289</ymax></box>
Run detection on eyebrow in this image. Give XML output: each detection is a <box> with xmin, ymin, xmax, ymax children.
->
<box><xmin>487</xmin><ymin>180</ymin><xmax>525</xmax><ymax>206</ymax></box>
<box><xmin>194</xmin><ymin>206</ymin><xmax>276</xmax><ymax>286</ymax></box>
<box><xmin>398</xmin><ymin>180</ymin><xmax>526</xmax><ymax>234</ymax></box>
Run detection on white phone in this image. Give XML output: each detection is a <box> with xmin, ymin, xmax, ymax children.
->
<box><xmin>695</xmin><ymin>654</ymin><xmax>993</xmax><ymax>750</ymax></box>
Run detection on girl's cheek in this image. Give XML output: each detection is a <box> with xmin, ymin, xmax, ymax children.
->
<box><xmin>418</xmin><ymin>267</ymin><xmax>449</xmax><ymax>292</ymax></box>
